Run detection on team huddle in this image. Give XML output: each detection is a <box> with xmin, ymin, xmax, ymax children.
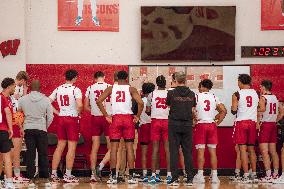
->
<box><xmin>0</xmin><ymin>69</ymin><xmax>284</xmax><ymax>188</ymax></box>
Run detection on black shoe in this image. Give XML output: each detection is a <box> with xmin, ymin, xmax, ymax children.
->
<box><xmin>185</xmin><ymin>178</ymin><xmax>193</xmax><ymax>186</ymax></box>
<box><xmin>95</xmin><ymin>166</ymin><xmax>102</xmax><ymax>178</ymax></box>
<box><xmin>167</xmin><ymin>178</ymin><xmax>179</xmax><ymax>186</ymax></box>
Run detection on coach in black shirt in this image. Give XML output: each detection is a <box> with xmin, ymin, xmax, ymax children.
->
<box><xmin>166</xmin><ymin>71</ymin><xmax>196</xmax><ymax>186</ymax></box>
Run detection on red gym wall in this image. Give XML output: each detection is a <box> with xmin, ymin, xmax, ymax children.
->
<box><xmin>26</xmin><ymin>64</ymin><xmax>284</xmax><ymax>170</ymax></box>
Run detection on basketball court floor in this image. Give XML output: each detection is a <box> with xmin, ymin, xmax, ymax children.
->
<box><xmin>11</xmin><ymin>177</ymin><xmax>284</xmax><ymax>189</ymax></box>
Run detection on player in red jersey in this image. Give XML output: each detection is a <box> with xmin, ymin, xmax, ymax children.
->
<box><xmin>193</xmin><ymin>79</ymin><xmax>227</xmax><ymax>184</ymax></box>
<box><xmin>231</xmin><ymin>74</ymin><xmax>264</xmax><ymax>183</ymax></box>
<box><xmin>49</xmin><ymin>70</ymin><xmax>83</xmax><ymax>183</ymax></box>
<box><xmin>96</xmin><ymin>71</ymin><xmax>143</xmax><ymax>184</ymax></box>
<box><xmin>84</xmin><ymin>71</ymin><xmax>111</xmax><ymax>182</ymax></box>
<box><xmin>258</xmin><ymin>80</ymin><xmax>282</xmax><ymax>182</ymax></box>
<box><xmin>0</xmin><ymin>78</ymin><xmax>16</xmax><ymax>189</ymax></box>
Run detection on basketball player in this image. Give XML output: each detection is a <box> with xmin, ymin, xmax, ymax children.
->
<box><xmin>231</xmin><ymin>74</ymin><xmax>263</xmax><ymax>183</ymax></box>
<box><xmin>138</xmin><ymin>82</ymin><xmax>155</xmax><ymax>182</ymax></box>
<box><xmin>258</xmin><ymin>80</ymin><xmax>282</xmax><ymax>182</ymax></box>
<box><xmin>1</xmin><ymin>78</ymin><xmax>16</xmax><ymax>189</ymax></box>
<box><xmin>76</xmin><ymin>0</ymin><xmax>100</xmax><ymax>26</ymax></box>
<box><xmin>84</xmin><ymin>71</ymin><xmax>111</xmax><ymax>182</ymax></box>
<box><xmin>147</xmin><ymin>75</ymin><xmax>171</xmax><ymax>184</ymax></box>
<box><xmin>49</xmin><ymin>69</ymin><xmax>83</xmax><ymax>183</ymax></box>
<box><xmin>96</xmin><ymin>70</ymin><xmax>144</xmax><ymax>184</ymax></box>
<box><xmin>193</xmin><ymin>79</ymin><xmax>227</xmax><ymax>184</ymax></box>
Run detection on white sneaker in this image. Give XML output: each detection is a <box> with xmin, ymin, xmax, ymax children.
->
<box><xmin>193</xmin><ymin>174</ymin><xmax>205</xmax><ymax>184</ymax></box>
<box><xmin>211</xmin><ymin>175</ymin><xmax>220</xmax><ymax>184</ymax></box>
<box><xmin>273</xmin><ymin>175</ymin><xmax>284</xmax><ymax>184</ymax></box>
<box><xmin>107</xmin><ymin>176</ymin><xmax>118</xmax><ymax>184</ymax></box>
<box><xmin>260</xmin><ymin>176</ymin><xmax>273</xmax><ymax>183</ymax></box>
<box><xmin>90</xmin><ymin>174</ymin><xmax>98</xmax><ymax>182</ymax></box>
<box><xmin>51</xmin><ymin>174</ymin><xmax>60</xmax><ymax>182</ymax></box>
<box><xmin>13</xmin><ymin>176</ymin><xmax>30</xmax><ymax>183</ymax></box>
<box><xmin>4</xmin><ymin>182</ymin><xmax>15</xmax><ymax>189</ymax></box>
<box><xmin>63</xmin><ymin>174</ymin><xmax>79</xmax><ymax>183</ymax></box>
<box><xmin>128</xmin><ymin>176</ymin><xmax>138</xmax><ymax>184</ymax></box>
<box><xmin>75</xmin><ymin>16</ymin><xmax>83</xmax><ymax>26</ymax></box>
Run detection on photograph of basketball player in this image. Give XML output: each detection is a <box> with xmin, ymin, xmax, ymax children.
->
<box><xmin>231</xmin><ymin>74</ymin><xmax>263</xmax><ymax>183</ymax></box>
<box><xmin>84</xmin><ymin>71</ymin><xmax>111</xmax><ymax>182</ymax></box>
<box><xmin>96</xmin><ymin>71</ymin><xmax>144</xmax><ymax>184</ymax></box>
<box><xmin>193</xmin><ymin>79</ymin><xmax>227</xmax><ymax>184</ymax></box>
<box><xmin>258</xmin><ymin>80</ymin><xmax>282</xmax><ymax>182</ymax></box>
<box><xmin>49</xmin><ymin>69</ymin><xmax>83</xmax><ymax>183</ymax></box>
<box><xmin>146</xmin><ymin>76</ymin><xmax>171</xmax><ymax>184</ymax></box>
<box><xmin>76</xmin><ymin>0</ymin><xmax>100</xmax><ymax>26</ymax></box>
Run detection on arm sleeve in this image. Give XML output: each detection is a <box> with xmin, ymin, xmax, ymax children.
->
<box><xmin>49</xmin><ymin>88</ymin><xmax>57</xmax><ymax>101</ymax></box>
<box><xmin>46</xmin><ymin>99</ymin><xmax>54</xmax><ymax>128</ymax></box>
<box><xmin>74</xmin><ymin>88</ymin><xmax>82</xmax><ymax>99</ymax></box>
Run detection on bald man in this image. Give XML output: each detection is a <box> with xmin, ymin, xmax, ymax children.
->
<box><xmin>18</xmin><ymin>80</ymin><xmax>54</xmax><ymax>180</ymax></box>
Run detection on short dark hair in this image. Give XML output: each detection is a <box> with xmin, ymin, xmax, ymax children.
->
<box><xmin>16</xmin><ymin>71</ymin><xmax>29</xmax><ymax>81</ymax></box>
<box><xmin>261</xmin><ymin>80</ymin><xmax>273</xmax><ymax>91</ymax></box>
<box><xmin>238</xmin><ymin>74</ymin><xmax>251</xmax><ymax>85</ymax></box>
<box><xmin>65</xmin><ymin>69</ymin><xmax>78</xmax><ymax>81</ymax></box>
<box><xmin>142</xmin><ymin>82</ymin><xmax>155</xmax><ymax>95</ymax></box>
<box><xmin>156</xmin><ymin>75</ymin><xmax>166</xmax><ymax>88</ymax></box>
<box><xmin>94</xmin><ymin>71</ymin><xmax>104</xmax><ymax>79</ymax></box>
<box><xmin>199</xmin><ymin>79</ymin><xmax>213</xmax><ymax>90</ymax></box>
<box><xmin>117</xmin><ymin>71</ymin><xmax>128</xmax><ymax>80</ymax></box>
<box><xmin>1</xmin><ymin>78</ymin><xmax>15</xmax><ymax>89</ymax></box>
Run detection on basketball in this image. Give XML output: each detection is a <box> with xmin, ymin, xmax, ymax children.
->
<box><xmin>13</xmin><ymin>112</ymin><xmax>25</xmax><ymax>126</ymax></box>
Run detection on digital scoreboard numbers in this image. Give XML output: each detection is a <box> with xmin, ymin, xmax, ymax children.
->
<box><xmin>241</xmin><ymin>46</ymin><xmax>284</xmax><ymax>57</ymax></box>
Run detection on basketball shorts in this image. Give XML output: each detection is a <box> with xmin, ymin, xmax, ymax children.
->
<box><xmin>139</xmin><ymin>123</ymin><xmax>151</xmax><ymax>144</ymax></box>
<box><xmin>57</xmin><ymin>116</ymin><xmax>80</xmax><ymax>141</ymax></box>
<box><xmin>91</xmin><ymin>115</ymin><xmax>109</xmax><ymax>137</ymax></box>
<box><xmin>151</xmin><ymin>119</ymin><xmax>168</xmax><ymax>142</ymax></box>
<box><xmin>258</xmin><ymin>122</ymin><xmax>277</xmax><ymax>143</ymax></box>
<box><xmin>109</xmin><ymin>114</ymin><xmax>135</xmax><ymax>141</ymax></box>
<box><xmin>234</xmin><ymin>120</ymin><xmax>256</xmax><ymax>145</ymax></box>
<box><xmin>194</xmin><ymin>123</ymin><xmax>218</xmax><ymax>148</ymax></box>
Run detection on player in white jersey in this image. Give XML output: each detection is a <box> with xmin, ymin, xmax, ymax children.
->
<box><xmin>76</xmin><ymin>0</ymin><xmax>100</xmax><ymax>26</ymax></box>
<box><xmin>84</xmin><ymin>71</ymin><xmax>111</xmax><ymax>182</ymax></box>
<box><xmin>96</xmin><ymin>71</ymin><xmax>143</xmax><ymax>184</ymax></box>
<box><xmin>258</xmin><ymin>80</ymin><xmax>282</xmax><ymax>182</ymax></box>
<box><xmin>231</xmin><ymin>74</ymin><xmax>264</xmax><ymax>183</ymax></box>
<box><xmin>192</xmin><ymin>79</ymin><xmax>227</xmax><ymax>184</ymax></box>
<box><xmin>146</xmin><ymin>76</ymin><xmax>171</xmax><ymax>183</ymax></box>
<box><xmin>49</xmin><ymin>70</ymin><xmax>83</xmax><ymax>183</ymax></box>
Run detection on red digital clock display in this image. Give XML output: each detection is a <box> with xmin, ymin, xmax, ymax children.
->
<box><xmin>241</xmin><ymin>46</ymin><xmax>284</xmax><ymax>57</ymax></box>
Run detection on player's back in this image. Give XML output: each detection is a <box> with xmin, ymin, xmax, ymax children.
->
<box><xmin>261</xmin><ymin>94</ymin><xmax>279</xmax><ymax>122</ymax></box>
<box><xmin>111</xmin><ymin>84</ymin><xmax>133</xmax><ymax>115</ymax></box>
<box><xmin>55</xmin><ymin>84</ymin><xmax>81</xmax><ymax>117</ymax></box>
<box><xmin>140</xmin><ymin>96</ymin><xmax>151</xmax><ymax>125</ymax></box>
<box><xmin>236</xmin><ymin>89</ymin><xmax>259</xmax><ymax>122</ymax></box>
<box><xmin>196</xmin><ymin>92</ymin><xmax>218</xmax><ymax>123</ymax></box>
<box><xmin>150</xmin><ymin>89</ymin><xmax>169</xmax><ymax>119</ymax></box>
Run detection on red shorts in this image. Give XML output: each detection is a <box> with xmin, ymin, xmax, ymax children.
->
<box><xmin>139</xmin><ymin>123</ymin><xmax>151</xmax><ymax>144</ymax></box>
<box><xmin>109</xmin><ymin>114</ymin><xmax>135</xmax><ymax>140</ymax></box>
<box><xmin>57</xmin><ymin>116</ymin><xmax>80</xmax><ymax>141</ymax></box>
<box><xmin>258</xmin><ymin>122</ymin><xmax>277</xmax><ymax>143</ymax></box>
<box><xmin>151</xmin><ymin>119</ymin><xmax>168</xmax><ymax>142</ymax></box>
<box><xmin>234</xmin><ymin>120</ymin><xmax>256</xmax><ymax>145</ymax></box>
<box><xmin>193</xmin><ymin>123</ymin><xmax>218</xmax><ymax>145</ymax></box>
<box><xmin>12</xmin><ymin>125</ymin><xmax>22</xmax><ymax>138</ymax></box>
<box><xmin>91</xmin><ymin>115</ymin><xmax>109</xmax><ymax>136</ymax></box>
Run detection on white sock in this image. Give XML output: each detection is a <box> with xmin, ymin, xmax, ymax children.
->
<box><xmin>156</xmin><ymin>170</ymin><xmax>160</xmax><ymax>175</ymax></box>
<box><xmin>13</xmin><ymin>168</ymin><xmax>20</xmax><ymax>177</ymax></box>
<box><xmin>152</xmin><ymin>173</ymin><xmax>156</xmax><ymax>177</ymax></box>
<box><xmin>235</xmin><ymin>169</ymin><xmax>240</xmax><ymax>175</ymax></box>
<box><xmin>66</xmin><ymin>169</ymin><xmax>72</xmax><ymax>177</ymax></box>
<box><xmin>252</xmin><ymin>172</ymin><xmax>257</xmax><ymax>176</ymax></box>
<box><xmin>116</xmin><ymin>172</ymin><xmax>119</xmax><ymax>177</ymax></box>
<box><xmin>77</xmin><ymin>0</ymin><xmax>83</xmax><ymax>17</ymax></box>
<box><xmin>266</xmin><ymin>170</ymin><xmax>271</xmax><ymax>177</ymax></box>
<box><xmin>143</xmin><ymin>170</ymin><xmax>147</xmax><ymax>177</ymax></box>
<box><xmin>198</xmin><ymin>170</ymin><xmax>204</xmax><ymax>175</ymax></box>
<box><xmin>90</xmin><ymin>0</ymin><xmax>97</xmax><ymax>18</ymax></box>
<box><xmin>99</xmin><ymin>162</ymin><xmax>104</xmax><ymax>171</ymax></box>
<box><xmin>183</xmin><ymin>169</ymin><xmax>186</xmax><ymax>175</ymax></box>
<box><xmin>52</xmin><ymin>170</ymin><xmax>57</xmax><ymax>176</ymax></box>
<box><xmin>274</xmin><ymin>169</ymin><xmax>279</xmax><ymax>175</ymax></box>
<box><xmin>167</xmin><ymin>172</ymin><xmax>172</xmax><ymax>177</ymax></box>
<box><xmin>212</xmin><ymin>170</ymin><xmax>217</xmax><ymax>176</ymax></box>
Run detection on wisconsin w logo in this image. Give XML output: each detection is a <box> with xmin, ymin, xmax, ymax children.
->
<box><xmin>0</xmin><ymin>39</ymin><xmax>20</xmax><ymax>58</ymax></box>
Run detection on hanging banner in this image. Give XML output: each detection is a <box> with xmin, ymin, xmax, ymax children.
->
<box><xmin>261</xmin><ymin>0</ymin><xmax>284</xmax><ymax>30</ymax></box>
<box><xmin>58</xmin><ymin>0</ymin><xmax>119</xmax><ymax>31</ymax></box>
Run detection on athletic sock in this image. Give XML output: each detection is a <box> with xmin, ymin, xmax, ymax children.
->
<box><xmin>13</xmin><ymin>168</ymin><xmax>20</xmax><ymax>177</ymax></box>
<box><xmin>52</xmin><ymin>170</ymin><xmax>57</xmax><ymax>176</ymax></box>
<box><xmin>182</xmin><ymin>169</ymin><xmax>186</xmax><ymax>176</ymax></box>
<box><xmin>167</xmin><ymin>172</ymin><xmax>172</xmax><ymax>177</ymax></box>
<box><xmin>143</xmin><ymin>170</ymin><xmax>147</xmax><ymax>177</ymax></box>
<box><xmin>91</xmin><ymin>168</ymin><xmax>96</xmax><ymax>175</ymax></box>
<box><xmin>266</xmin><ymin>170</ymin><xmax>271</xmax><ymax>177</ymax></box>
<box><xmin>274</xmin><ymin>169</ymin><xmax>279</xmax><ymax>175</ymax></box>
<box><xmin>235</xmin><ymin>169</ymin><xmax>240</xmax><ymax>175</ymax></box>
<box><xmin>152</xmin><ymin>172</ymin><xmax>156</xmax><ymax>177</ymax></box>
<box><xmin>212</xmin><ymin>170</ymin><xmax>218</xmax><ymax>176</ymax></box>
<box><xmin>66</xmin><ymin>169</ymin><xmax>72</xmax><ymax>177</ymax></box>
<box><xmin>99</xmin><ymin>162</ymin><xmax>105</xmax><ymax>171</ymax></box>
<box><xmin>156</xmin><ymin>170</ymin><xmax>160</xmax><ymax>175</ymax></box>
<box><xmin>244</xmin><ymin>173</ymin><xmax>249</xmax><ymax>178</ymax></box>
<box><xmin>198</xmin><ymin>170</ymin><xmax>204</xmax><ymax>175</ymax></box>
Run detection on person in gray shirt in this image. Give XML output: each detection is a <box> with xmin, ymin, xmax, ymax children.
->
<box><xmin>18</xmin><ymin>80</ymin><xmax>54</xmax><ymax>179</ymax></box>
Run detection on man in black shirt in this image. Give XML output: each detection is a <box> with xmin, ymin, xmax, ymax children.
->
<box><xmin>166</xmin><ymin>71</ymin><xmax>196</xmax><ymax>186</ymax></box>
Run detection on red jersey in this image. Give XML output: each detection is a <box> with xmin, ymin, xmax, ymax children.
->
<box><xmin>0</xmin><ymin>93</ymin><xmax>13</xmax><ymax>131</ymax></box>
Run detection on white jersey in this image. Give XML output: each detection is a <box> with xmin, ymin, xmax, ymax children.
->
<box><xmin>85</xmin><ymin>82</ymin><xmax>111</xmax><ymax>116</ymax></box>
<box><xmin>111</xmin><ymin>84</ymin><xmax>133</xmax><ymax>115</ymax></box>
<box><xmin>140</xmin><ymin>97</ymin><xmax>151</xmax><ymax>125</ymax></box>
<box><xmin>14</xmin><ymin>85</ymin><xmax>24</xmax><ymax>98</ymax></box>
<box><xmin>150</xmin><ymin>90</ymin><xmax>169</xmax><ymax>119</ymax></box>
<box><xmin>261</xmin><ymin>94</ymin><xmax>279</xmax><ymax>122</ymax></box>
<box><xmin>11</xmin><ymin>85</ymin><xmax>25</xmax><ymax>113</ymax></box>
<box><xmin>49</xmin><ymin>84</ymin><xmax>82</xmax><ymax>117</ymax></box>
<box><xmin>195</xmin><ymin>92</ymin><xmax>220</xmax><ymax>123</ymax></box>
<box><xmin>235</xmin><ymin>89</ymin><xmax>259</xmax><ymax>122</ymax></box>
<box><xmin>10</xmin><ymin>96</ymin><xmax>18</xmax><ymax>113</ymax></box>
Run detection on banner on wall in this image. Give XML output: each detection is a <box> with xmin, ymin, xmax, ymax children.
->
<box><xmin>261</xmin><ymin>0</ymin><xmax>284</xmax><ymax>30</ymax></box>
<box><xmin>58</xmin><ymin>0</ymin><xmax>119</xmax><ymax>31</ymax></box>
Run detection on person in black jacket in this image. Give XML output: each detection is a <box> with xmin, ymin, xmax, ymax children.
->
<box><xmin>166</xmin><ymin>71</ymin><xmax>196</xmax><ymax>186</ymax></box>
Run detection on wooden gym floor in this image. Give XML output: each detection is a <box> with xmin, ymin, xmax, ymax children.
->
<box><xmin>12</xmin><ymin>177</ymin><xmax>284</xmax><ymax>189</ymax></box>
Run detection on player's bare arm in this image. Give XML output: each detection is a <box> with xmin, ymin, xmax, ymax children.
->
<box><xmin>192</xmin><ymin>107</ymin><xmax>197</xmax><ymax>126</ymax></box>
<box><xmin>258</xmin><ymin>96</ymin><xmax>266</xmax><ymax>113</ymax></box>
<box><xmin>231</xmin><ymin>93</ymin><xmax>238</xmax><ymax>115</ymax></box>
<box><xmin>49</xmin><ymin>98</ymin><xmax>60</xmax><ymax>115</ymax></box>
<box><xmin>215</xmin><ymin>103</ymin><xmax>227</xmax><ymax>125</ymax></box>
<box><xmin>130</xmin><ymin>87</ymin><xmax>144</xmax><ymax>123</ymax></box>
<box><xmin>84</xmin><ymin>97</ymin><xmax>91</xmax><ymax>112</ymax></box>
<box><xmin>76</xmin><ymin>98</ymin><xmax>83</xmax><ymax>114</ymax></box>
<box><xmin>5</xmin><ymin>107</ymin><xmax>13</xmax><ymax>139</ymax></box>
<box><xmin>277</xmin><ymin>101</ymin><xmax>284</xmax><ymax>122</ymax></box>
<box><xmin>96</xmin><ymin>86</ymin><xmax>112</xmax><ymax>117</ymax></box>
